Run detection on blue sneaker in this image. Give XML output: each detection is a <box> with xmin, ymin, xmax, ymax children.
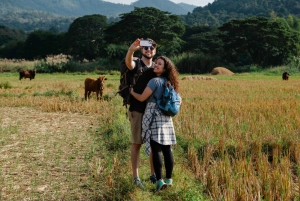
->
<box><xmin>155</xmin><ymin>179</ymin><xmax>167</xmax><ymax>192</ymax></box>
<box><xmin>133</xmin><ymin>177</ymin><xmax>145</xmax><ymax>190</ymax></box>
<box><xmin>150</xmin><ymin>174</ymin><xmax>157</xmax><ymax>184</ymax></box>
<box><xmin>165</xmin><ymin>179</ymin><xmax>172</xmax><ymax>186</ymax></box>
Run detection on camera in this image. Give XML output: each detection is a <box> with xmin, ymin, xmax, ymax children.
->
<box><xmin>139</xmin><ymin>39</ymin><xmax>153</xmax><ymax>47</ymax></box>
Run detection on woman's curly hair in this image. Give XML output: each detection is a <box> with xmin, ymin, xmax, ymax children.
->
<box><xmin>156</xmin><ymin>56</ymin><xmax>180</xmax><ymax>93</ymax></box>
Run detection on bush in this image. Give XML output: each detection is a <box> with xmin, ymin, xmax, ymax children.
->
<box><xmin>171</xmin><ymin>52</ymin><xmax>223</xmax><ymax>74</ymax></box>
<box><xmin>34</xmin><ymin>55</ymin><xmax>120</xmax><ymax>73</ymax></box>
<box><xmin>287</xmin><ymin>56</ymin><xmax>300</xmax><ymax>73</ymax></box>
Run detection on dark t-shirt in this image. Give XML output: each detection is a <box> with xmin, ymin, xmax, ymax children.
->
<box><xmin>129</xmin><ymin>59</ymin><xmax>156</xmax><ymax>113</ymax></box>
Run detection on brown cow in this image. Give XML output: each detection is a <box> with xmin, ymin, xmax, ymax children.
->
<box><xmin>282</xmin><ymin>72</ymin><xmax>290</xmax><ymax>80</ymax></box>
<box><xmin>19</xmin><ymin>70</ymin><xmax>36</xmax><ymax>80</ymax></box>
<box><xmin>84</xmin><ymin>76</ymin><xmax>107</xmax><ymax>100</ymax></box>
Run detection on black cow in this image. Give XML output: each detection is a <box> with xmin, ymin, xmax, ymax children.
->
<box><xmin>19</xmin><ymin>70</ymin><xmax>36</xmax><ymax>80</ymax></box>
<box><xmin>282</xmin><ymin>72</ymin><xmax>290</xmax><ymax>80</ymax></box>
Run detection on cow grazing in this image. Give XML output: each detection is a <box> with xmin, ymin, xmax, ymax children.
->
<box><xmin>282</xmin><ymin>72</ymin><xmax>290</xmax><ymax>80</ymax></box>
<box><xmin>84</xmin><ymin>76</ymin><xmax>107</xmax><ymax>100</ymax></box>
<box><xmin>19</xmin><ymin>70</ymin><xmax>36</xmax><ymax>80</ymax></box>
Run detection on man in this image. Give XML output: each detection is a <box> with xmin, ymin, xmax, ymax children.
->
<box><xmin>125</xmin><ymin>38</ymin><xmax>157</xmax><ymax>189</ymax></box>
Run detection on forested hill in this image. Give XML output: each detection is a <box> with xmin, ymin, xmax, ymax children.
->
<box><xmin>0</xmin><ymin>0</ymin><xmax>195</xmax><ymax>17</ymax></box>
<box><xmin>131</xmin><ymin>0</ymin><xmax>191</xmax><ymax>16</ymax></box>
<box><xmin>0</xmin><ymin>0</ymin><xmax>195</xmax><ymax>32</ymax></box>
<box><xmin>1</xmin><ymin>0</ymin><xmax>299</xmax><ymax>33</ymax></box>
<box><xmin>183</xmin><ymin>0</ymin><xmax>300</xmax><ymax>26</ymax></box>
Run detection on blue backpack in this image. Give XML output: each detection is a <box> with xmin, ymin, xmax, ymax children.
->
<box><xmin>156</xmin><ymin>78</ymin><xmax>181</xmax><ymax>117</ymax></box>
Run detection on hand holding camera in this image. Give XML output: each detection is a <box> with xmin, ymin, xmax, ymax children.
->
<box><xmin>139</xmin><ymin>39</ymin><xmax>153</xmax><ymax>47</ymax></box>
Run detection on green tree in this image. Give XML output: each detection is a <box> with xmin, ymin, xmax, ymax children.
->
<box><xmin>285</xmin><ymin>15</ymin><xmax>300</xmax><ymax>31</ymax></box>
<box><xmin>66</xmin><ymin>14</ymin><xmax>107</xmax><ymax>61</ymax></box>
<box><xmin>0</xmin><ymin>25</ymin><xmax>27</xmax><ymax>47</ymax></box>
<box><xmin>0</xmin><ymin>40</ymin><xmax>26</xmax><ymax>59</ymax></box>
<box><xmin>182</xmin><ymin>25</ymin><xmax>223</xmax><ymax>56</ymax></box>
<box><xmin>218</xmin><ymin>17</ymin><xmax>300</xmax><ymax>67</ymax></box>
<box><xmin>104</xmin><ymin>7</ymin><xmax>185</xmax><ymax>57</ymax></box>
<box><xmin>23</xmin><ymin>30</ymin><xmax>65</xmax><ymax>60</ymax></box>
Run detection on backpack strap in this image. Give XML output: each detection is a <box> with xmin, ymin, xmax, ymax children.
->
<box><xmin>153</xmin><ymin>77</ymin><xmax>168</xmax><ymax>101</ymax></box>
<box><xmin>132</xmin><ymin>58</ymin><xmax>144</xmax><ymax>86</ymax></box>
<box><xmin>133</xmin><ymin>58</ymin><xmax>154</xmax><ymax>86</ymax></box>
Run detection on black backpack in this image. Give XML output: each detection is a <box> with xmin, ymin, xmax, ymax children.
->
<box><xmin>116</xmin><ymin>58</ymin><xmax>143</xmax><ymax>107</ymax></box>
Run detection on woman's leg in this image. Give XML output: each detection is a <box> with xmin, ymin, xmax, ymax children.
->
<box><xmin>161</xmin><ymin>144</ymin><xmax>174</xmax><ymax>179</ymax></box>
<box><xmin>150</xmin><ymin>140</ymin><xmax>162</xmax><ymax>180</ymax></box>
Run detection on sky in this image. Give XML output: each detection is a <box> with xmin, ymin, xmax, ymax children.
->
<box><xmin>103</xmin><ymin>0</ymin><xmax>214</xmax><ymax>7</ymax></box>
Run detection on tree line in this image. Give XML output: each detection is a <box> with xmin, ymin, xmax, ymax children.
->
<box><xmin>0</xmin><ymin>7</ymin><xmax>300</xmax><ymax>73</ymax></box>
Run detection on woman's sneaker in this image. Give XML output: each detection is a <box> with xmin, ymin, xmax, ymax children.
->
<box><xmin>155</xmin><ymin>179</ymin><xmax>167</xmax><ymax>192</ymax></box>
<box><xmin>165</xmin><ymin>179</ymin><xmax>173</xmax><ymax>187</ymax></box>
<box><xmin>133</xmin><ymin>177</ymin><xmax>145</xmax><ymax>190</ymax></box>
<box><xmin>150</xmin><ymin>174</ymin><xmax>157</xmax><ymax>184</ymax></box>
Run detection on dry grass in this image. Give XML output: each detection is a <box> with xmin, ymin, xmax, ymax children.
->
<box><xmin>0</xmin><ymin>107</ymin><xmax>99</xmax><ymax>200</ymax></box>
<box><xmin>0</xmin><ymin>72</ymin><xmax>300</xmax><ymax>200</ymax></box>
<box><xmin>176</xmin><ymin>79</ymin><xmax>300</xmax><ymax>200</ymax></box>
<box><xmin>210</xmin><ymin>67</ymin><xmax>234</xmax><ymax>75</ymax></box>
<box><xmin>182</xmin><ymin>76</ymin><xmax>217</xmax><ymax>80</ymax></box>
<box><xmin>0</xmin><ymin>73</ymin><xmax>118</xmax><ymax>200</ymax></box>
<box><xmin>0</xmin><ymin>59</ymin><xmax>37</xmax><ymax>72</ymax></box>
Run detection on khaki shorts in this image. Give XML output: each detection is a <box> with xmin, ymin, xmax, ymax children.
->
<box><xmin>128</xmin><ymin>110</ymin><xmax>143</xmax><ymax>144</ymax></box>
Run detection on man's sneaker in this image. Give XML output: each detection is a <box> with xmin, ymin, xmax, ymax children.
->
<box><xmin>165</xmin><ymin>179</ymin><xmax>173</xmax><ymax>186</ymax></box>
<box><xmin>155</xmin><ymin>179</ymin><xmax>167</xmax><ymax>192</ymax></box>
<box><xmin>133</xmin><ymin>177</ymin><xmax>145</xmax><ymax>190</ymax></box>
<box><xmin>150</xmin><ymin>174</ymin><xmax>157</xmax><ymax>184</ymax></box>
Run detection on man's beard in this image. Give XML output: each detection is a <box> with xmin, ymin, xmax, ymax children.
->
<box><xmin>142</xmin><ymin>53</ymin><xmax>153</xmax><ymax>60</ymax></box>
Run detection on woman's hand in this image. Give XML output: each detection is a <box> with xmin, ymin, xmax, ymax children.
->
<box><xmin>130</xmin><ymin>86</ymin><xmax>153</xmax><ymax>102</ymax></box>
<box><xmin>130</xmin><ymin>86</ymin><xmax>134</xmax><ymax>94</ymax></box>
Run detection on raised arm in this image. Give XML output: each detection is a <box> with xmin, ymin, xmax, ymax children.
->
<box><xmin>130</xmin><ymin>86</ymin><xmax>153</xmax><ymax>102</ymax></box>
<box><xmin>125</xmin><ymin>38</ymin><xmax>142</xmax><ymax>70</ymax></box>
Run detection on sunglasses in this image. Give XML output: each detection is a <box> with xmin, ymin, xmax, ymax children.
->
<box><xmin>143</xmin><ymin>46</ymin><xmax>155</xmax><ymax>51</ymax></box>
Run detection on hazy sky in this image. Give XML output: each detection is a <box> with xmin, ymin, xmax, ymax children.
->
<box><xmin>103</xmin><ymin>0</ymin><xmax>214</xmax><ymax>7</ymax></box>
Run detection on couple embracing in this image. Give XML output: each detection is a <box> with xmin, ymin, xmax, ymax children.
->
<box><xmin>125</xmin><ymin>38</ymin><xmax>180</xmax><ymax>192</ymax></box>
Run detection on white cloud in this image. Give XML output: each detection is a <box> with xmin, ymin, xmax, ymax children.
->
<box><xmin>103</xmin><ymin>0</ymin><xmax>214</xmax><ymax>7</ymax></box>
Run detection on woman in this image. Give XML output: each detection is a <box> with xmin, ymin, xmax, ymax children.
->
<box><xmin>130</xmin><ymin>56</ymin><xmax>180</xmax><ymax>192</ymax></box>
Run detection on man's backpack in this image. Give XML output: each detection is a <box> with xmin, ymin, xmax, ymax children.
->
<box><xmin>156</xmin><ymin>78</ymin><xmax>181</xmax><ymax>117</ymax></box>
<box><xmin>117</xmin><ymin>58</ymin><xmax>143</xmax><ymax>107</ymax></box>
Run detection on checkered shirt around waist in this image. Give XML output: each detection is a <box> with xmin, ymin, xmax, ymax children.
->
<box><xmin>142</xmin><ymin>102</ymin><xmax>176</xmax><ymax>156</ymax></box>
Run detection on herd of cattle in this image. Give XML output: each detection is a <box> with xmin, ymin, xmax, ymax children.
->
<box><xmin>17</xmin><ymin>69</ymin><xmax>290</xmax><ymax>100</ymax></box>
<box><xmin>19</xmin><ymin>70</ymin><xmax>107</xmax><ymax>100</ymax></box>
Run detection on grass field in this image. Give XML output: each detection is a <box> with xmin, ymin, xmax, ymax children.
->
<box><xmin>0</xmin><ymin>71</ymin><xmax>299</xmax><ymax>200</ymax></box>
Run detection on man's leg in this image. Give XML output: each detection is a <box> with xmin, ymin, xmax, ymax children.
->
<box><xmin>150</xmin><ymin>151</ymin><xmax>155</xmax><ymax>174</ymax></box>
<box><xmin>131</xmin><ymin>143</ymin><xmax>141</xmax><ymax>178</ymax></box>
<box><xmin>128</xmin><ymin>110</ymin><xmax>144</xmax><ymax>189</ymax></box>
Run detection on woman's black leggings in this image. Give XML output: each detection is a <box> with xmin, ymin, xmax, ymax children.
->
<box><xmin>150</xmin><ymin>140</ymin><xmax>174</xmax><ymax>180</ymax></box>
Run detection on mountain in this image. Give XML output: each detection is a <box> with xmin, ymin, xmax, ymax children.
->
<box><xmin>0</xmin><ymin>25</ymin><xmax>27</xmax><ymax>46</ymax></box>
<box><xmin>0</xmin><ymin>0</ymin><xmax>196</xmax><ymax>17</ymax></box>
<box><xmin>183</xmin><ymin>0</ymin><xmax>300</xmax><ymax>26</ymax></box>
<box><xmin>1</xmin><ymin>0</ymin><xmax>298</xmax><ymax>33</ymax></box>
<box><xmin>178</xmin><ymin>3</ymin><xmax>197</xmax><ymax>13</ymax></box>
<box><xmin>0</xmin><ymin>0</ymin><xmax>131</xmax><ymax>18</ymax></box>
<box><xmin>0</xmin><ymin>0</ymin><xmax>196</xmax><ymax>32</ymax></box>
<box><xmin>131</xmin><ymin>0</ymin><xmax>193</xmax><ymax>15</ymax></box>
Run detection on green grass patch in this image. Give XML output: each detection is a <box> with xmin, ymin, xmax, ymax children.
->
<box><xmin>0</xmin><ymin>81</ymin><xmax>13</xmax><ymax>89</ymax></box>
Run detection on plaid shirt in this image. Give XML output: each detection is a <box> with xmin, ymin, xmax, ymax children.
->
<box><xmin>142</xmin><ymin>102</ymin><xmax>176</xmax><ymax>156</ymax></box>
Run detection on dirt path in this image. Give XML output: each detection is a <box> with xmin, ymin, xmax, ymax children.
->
<box><xmin>0</xmin><ymin>107</ymin><xmax>96</xmax><ymax>135</ymax></box>
<box><xmin>0</xmin><ymin>107</ymin><xmax>101</xmax><ymax>200</ymax></box>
